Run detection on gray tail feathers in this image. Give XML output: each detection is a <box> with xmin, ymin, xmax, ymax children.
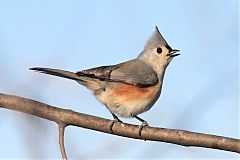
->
<box><xmin>30</xmin><ymin>67</ymin><xmax>83</xmax><ymax>82</ymax></box>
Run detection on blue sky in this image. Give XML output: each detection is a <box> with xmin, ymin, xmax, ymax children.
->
<box><xmin>0</xmin><ymin>0</ymin><xmax>239</xmax><ymax>159</ymax></box>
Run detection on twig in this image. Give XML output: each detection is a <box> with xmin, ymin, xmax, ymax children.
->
<box><xmin>0</xmin><ymin>93</ymin><xmax>239</xmax><ymax>156</ymax></box>
<box><xmin>58</xmin><ymin>123</ymin><xmax>67</xmax><ymax>160</ymax></box>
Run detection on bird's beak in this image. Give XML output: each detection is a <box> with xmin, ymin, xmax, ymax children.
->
<box><xmin>167</xmin><ymin>49</ymin><xmax>180</xmax><ymax>57</ymax></box>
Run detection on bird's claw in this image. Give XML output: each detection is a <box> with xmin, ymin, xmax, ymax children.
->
<box><xmin>138</xmin><ymin>121</ymin><xmax>149</xmax><ymax>138</ymax></box>
<box><xmin>109</xmin><ymin>118</ymin><xmax>122</xmax><ymax>133</ymax></box>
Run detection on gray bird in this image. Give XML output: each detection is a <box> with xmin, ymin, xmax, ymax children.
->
<box><xmin>30</xmin><ymin>26</ymin><xmax>179</xmax><ymax>137</ymax></box>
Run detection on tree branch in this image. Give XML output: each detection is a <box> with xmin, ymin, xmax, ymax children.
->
<box><xmin>58</xmin><ymin>123</ymin><xmax>67</xmax><ymax>160</ymax></box>
<box><xmin>0</xmin><ymin>93</ymin><xmax>239</xmax><ymax>157</ymax></box>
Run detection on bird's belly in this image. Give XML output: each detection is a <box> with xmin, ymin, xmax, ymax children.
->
<box><xmin>96</xmin><ymin>83</ymin><xmax>160</xmax><ymax>118</ymax></box>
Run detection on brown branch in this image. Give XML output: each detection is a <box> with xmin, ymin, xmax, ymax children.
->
<box><xmin>0</xmin><ymin>93</ymin><xmax>239</xmax><ymax>156</ymax></box>
<box><xmin>58</xmin><ymin>123</ymin><xmax>67</xmax><ymax>160</ymax></box>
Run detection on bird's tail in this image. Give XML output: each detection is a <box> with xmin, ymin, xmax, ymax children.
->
<box><xmin>30</xmin><ymin>67</ymin><xmax>105</xmax><ymax>91</ymax></box>
<box><xmin>30</xmin><ymin>67</ymin><xmax>83</xmax><ymax>82</ymax></box>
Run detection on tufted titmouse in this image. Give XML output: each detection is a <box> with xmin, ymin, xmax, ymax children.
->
<box><xmin>30</xmin><ymin>26</ymin><xmax>179</xmax><ymax>136</ymax></box>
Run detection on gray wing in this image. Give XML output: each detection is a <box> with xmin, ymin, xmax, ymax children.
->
<box><xmin>76</xmin><ymin>59</ymin><xmax>158</xmax><ymax>87</ymax></box>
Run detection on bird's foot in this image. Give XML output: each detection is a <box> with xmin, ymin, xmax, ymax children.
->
<box><xmin>134</xmin><ymin>115</ymin><xmax>149</xmax><ymax>138</ymax></box>
<box><xmin>138</xmin><ymin>121</ymin><xmax>149</xmax><ymax>138</ymax></box>
<box><xmin>109</xmin><ymin>117</ymin><xmax>122</xmax><ymax>134</ymax></box>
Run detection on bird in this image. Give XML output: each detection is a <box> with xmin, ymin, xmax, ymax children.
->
<box><xmin>30</xmin><ymin>26</ymin><xmax>179</xmax><ymax>137</ymax></box>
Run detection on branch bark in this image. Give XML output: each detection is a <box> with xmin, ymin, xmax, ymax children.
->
<box><xmin>58</xmin><ymin>123</ymin><xmax>67</xmax><ymax>159</ymax></box>
<box><xmin>0</xmin><ymin>93</ymin><xmax>239</xmax><ymax>158</ymax></box>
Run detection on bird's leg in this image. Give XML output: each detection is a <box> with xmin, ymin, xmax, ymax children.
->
<box><xmin>109</xmin><ymin>112</ymin><xmax>122</xmax><ymax>133</ymax></box>
<box><xmin>134</xmin><ymin>115</ymin><xmax>149</xmax><ymax>137</ymax></box>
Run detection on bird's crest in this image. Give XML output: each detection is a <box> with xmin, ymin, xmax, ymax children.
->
<box><xmin>144</xmin><ymin>26</ymin><xmax>171</xmax><ymax>50</ymax></box>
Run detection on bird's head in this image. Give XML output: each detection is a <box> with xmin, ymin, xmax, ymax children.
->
<box><xmin>138</xmin><ymin>26</ymin><xmax>179</xmax><ymax>71</ymax></box>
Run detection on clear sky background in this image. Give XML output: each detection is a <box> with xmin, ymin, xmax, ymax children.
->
<box><xmin>0</xmin><ymin>0</ymin><xmax>239</xmax><ymax>159</ymax></box>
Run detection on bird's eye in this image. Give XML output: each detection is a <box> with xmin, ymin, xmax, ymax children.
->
<box><xmin>157</xmin><ymin>47</ymin><xmax>162</xmax><ymax>54</ymax></box>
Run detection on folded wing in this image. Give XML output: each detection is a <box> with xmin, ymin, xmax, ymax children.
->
<box><xmin>76</xmin><ymin>60</ymin><xmax>158</xmax><ymax>88</ymax></box>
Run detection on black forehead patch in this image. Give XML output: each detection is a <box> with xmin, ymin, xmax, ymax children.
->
<box><xmin>166</xmin><ymin>45</ymin><xmax>172</xmax><ymax>51</ymax></box>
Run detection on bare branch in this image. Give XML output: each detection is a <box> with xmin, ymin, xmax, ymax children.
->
<box><xmin>58</xmin><ymin>123</ymin><xmax>67</xmax><ymax>160</ymax></box>
<box><xmin>0</xmin><ymin>93</ymin><xmax>239</xmax><ymax>155</ymax></box>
